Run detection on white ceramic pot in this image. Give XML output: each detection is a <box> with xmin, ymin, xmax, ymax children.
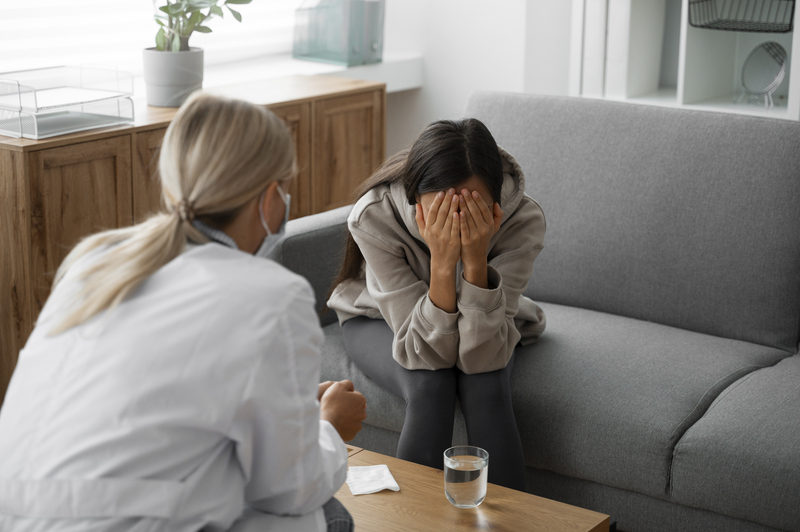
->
<box><xmin>142</xmin><ymin>47</ymin><xmax>204</xmax><ymax>107</ymax></box>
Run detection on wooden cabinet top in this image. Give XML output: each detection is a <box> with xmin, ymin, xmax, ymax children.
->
<box><xmin>0</xmin><ymin>75</ymin><xmax>385</xmax><ymax>153</ymax></box>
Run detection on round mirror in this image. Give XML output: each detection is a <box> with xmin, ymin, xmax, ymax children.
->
<box><xmin>741</xmin><ymin>42</ymin><xmax>787</xmax><ymax>96</ymax></box>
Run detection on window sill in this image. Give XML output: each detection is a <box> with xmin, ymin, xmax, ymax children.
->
<box><xmin>132</xmin><ymin>51</ymin><xmax>422</xmax><ymax>97</ymax></box>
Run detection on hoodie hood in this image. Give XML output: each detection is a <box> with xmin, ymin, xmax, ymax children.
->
<box><xmin>390</xmin><ymin>146</ymin><xmax>527</xmax><ymax>241</ymax></box>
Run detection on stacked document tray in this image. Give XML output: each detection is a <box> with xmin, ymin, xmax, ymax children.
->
<box><xmin>0</xmin><ymin>66</ymin><xmax>134</xmax><ymax>140</ymax></box>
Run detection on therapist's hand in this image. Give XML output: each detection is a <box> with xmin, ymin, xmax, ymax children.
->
<box><xmin>320</xmin><ymin>380</ymin><xmax>367</xmax><ymax>442</ymax></box>
<box><xmin>318</xmin><ymin>381</ymin><xmax>334</xmax><ymax>401</ymax></box>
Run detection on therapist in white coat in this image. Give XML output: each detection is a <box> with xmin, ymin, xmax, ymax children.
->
<box><xmin>0</xmin><ymin>92</ymin><xmax>366</xmax><ymax>532</ymax></box>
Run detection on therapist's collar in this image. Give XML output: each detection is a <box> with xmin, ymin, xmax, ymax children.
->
<box><xmin>191</xmin><ymin>219</ymin><xmax>239</xmax><ymax>250</ymax></box>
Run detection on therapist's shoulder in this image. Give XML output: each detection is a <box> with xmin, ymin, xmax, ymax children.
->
<box><xmin>183</xmin><ymin>244</ymin><xmax>315</xmax><ymax>311</ymax></box>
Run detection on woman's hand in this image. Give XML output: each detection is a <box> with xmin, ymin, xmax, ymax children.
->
<box><xmin>416</xmin><ymin>188</ymin><xmax>461</xmax><ymax>270</ymax></box>
<box><xmin>458</xmin><ymin>189</ymin><xmax>503</xmax><ymax>288</ymax></box>
<box><xmin>319</xmin><ymin>380</ymin><xmax>367</xmax><ymax>442</ymax></box>
<box><xmin>416</xmin><ymin>188</ymin><xmax>461</xmax><ymax>313</ymax></box>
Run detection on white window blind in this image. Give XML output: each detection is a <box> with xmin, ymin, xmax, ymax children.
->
<box><xmin>0</xmin><ymin>0</ymin><xmax>304</xmax><ymax>76</ymax></box>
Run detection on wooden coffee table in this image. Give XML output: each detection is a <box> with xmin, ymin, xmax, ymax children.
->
<box><xmin>338</xmin><ymin>447</ymin><xmax>610</xmax><ymax>532</ymax></box>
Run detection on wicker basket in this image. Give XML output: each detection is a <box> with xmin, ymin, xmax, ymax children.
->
<box><xmin>689</xmin><ymin>0</ymin><xmax>795</xmax><ymax>32</ymax></box>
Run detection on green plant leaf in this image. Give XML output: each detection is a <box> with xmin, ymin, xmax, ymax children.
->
<box><xmin>156</xmin><ymin>27</ymin><xmax>168</xmax><ymax>50</ymax></box>
<box><xmin>171</xmin><ymin>33</ymin><xmax>181</xmax><ymax>51</ymax></box>
<box><xmin>225</xmin><ymin>0</ymin><xmax>252</xmax><ymax>4</ymax></box>
<box><xmin>194</xmin><ymin>25</ymin><xmax>212</xmax><ymax>33</ymax></box>
<box><xmin>159</xmin><ymin>5</ymin><xmax>171</xmax><ymax>14</ymax></box>
<box><xmin>187</xmin><ymin>10</ymin><xmax>203</xmax><ymax>26</ymax></box>
<box><xmin>210</xmin><ymin>5</ymin><xmax>224</xmax><ymax>17</ymax></box>
<box><xmin>168</xmin><ymin>3</ymin><xmax>184</xmax><ymax>15</ymax></box>
<box><xmin>227</xmin><ymin>6</ymin><xmax>242</xmax><ymax>21</ymax></box>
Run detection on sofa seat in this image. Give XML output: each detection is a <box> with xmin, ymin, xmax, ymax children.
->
<box><xmin>671</xmin><ymin>355</ymin><xmax>800</xmax><ymax>532</ymax></box>
<box><xmin>319</xmin><ymin>301</ymin><xmax>789</xmax><ymax>502</ymax></box>
<box><xmin>512</xmin><ymin>302</ymin><xmax>789</xmax><ymax>499</ymax></box>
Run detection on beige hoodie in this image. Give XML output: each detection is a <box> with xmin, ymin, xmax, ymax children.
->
<box><xmin>327</xmin><ymin>147</ymin><xmax>546</xmax><ymax>374</ymax></box>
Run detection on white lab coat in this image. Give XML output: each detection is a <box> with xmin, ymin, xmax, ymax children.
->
<box><xmin>0</xmin><ymin>243</ymin><xmax>347</xmax><ymax>532</ymax></box>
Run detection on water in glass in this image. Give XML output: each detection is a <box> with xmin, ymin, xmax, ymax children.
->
<box><xmin>444</xmin><ymin>447</ymin><xmax>489</xmax><ymax>508</ymax></box>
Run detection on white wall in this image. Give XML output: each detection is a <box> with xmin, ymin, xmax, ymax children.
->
<box><xmin>524</xmin><ymin>0</ymin><xmax>573</xmax><ymax>96</ymax></box>
<box><xmin>383</xmin><ymin>0</ymin><xmax>528</xmax><ymax>155</ymax></box>
<box><xmin>383</xmin><ymin>0</ymin><xmax>573</xmax><ymax>156</ymax></box>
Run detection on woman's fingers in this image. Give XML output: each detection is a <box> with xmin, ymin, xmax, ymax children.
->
<box><xmin>443</xmin><ymin>189</ymin><xmax>458</xmax><ymax>232</ymax></box>
<box><xmin>415</xmin><ymin>203</ymin><xmax>426</xmax><ymax>233</ymax></box>
<box><xmin>460</xmin><ymin>193</ymin><xmax>480</xmax><ymax>234</ymax></box>
<box><xmin>426</xmin><ymin>190</ymin><xmax>445</xmax><ymax>228</ymax></box>
<box><xmin>493</xmin><ymin>201</ymin><xmax>504</xmax><ymax>231</ymax></box>
<box><xmin>469</xmin><ymin>190</ymin><xmax>494</xmax><ymax>226</ymax></box>
<box><xmin>439</xmin><ymin>188</ymin><xmax>458</xmax><ymax>227</ymax></box>
<box><xmin>446</xmin><ymin>188</ymin><xmax>459</xmax><ymax>222</ymax></box>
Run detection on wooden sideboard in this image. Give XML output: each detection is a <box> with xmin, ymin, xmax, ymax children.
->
<box><xmin>0</xmin><ymin>75</ymin><xmax>386</xmax><ymax>404</ymax></box>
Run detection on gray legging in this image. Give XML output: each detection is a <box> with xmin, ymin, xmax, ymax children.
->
<box><xmin>323</xmin><ymin>497</ymin><xmax>353</xmax><ymax>532</ymax></box>
<box><xmin>341</xmin><ymin>316</ymin><xmax>527</xmax><ymax>491</ymax></box>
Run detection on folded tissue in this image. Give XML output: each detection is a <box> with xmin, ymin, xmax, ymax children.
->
<box><xmin>346</xmin><ymin>465</ymin><xmax>400</xmax><ymax>495</ymax></box>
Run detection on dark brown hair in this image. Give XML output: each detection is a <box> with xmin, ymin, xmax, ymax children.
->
<box><xmin>331</xmin><ymin>118</ymin><xmax>504</xmax><ymax>290</ymax></box>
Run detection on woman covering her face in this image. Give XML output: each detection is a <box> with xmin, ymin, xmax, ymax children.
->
<box><xmin>0</xmin><ymin>93</ymin><xmax>366</xmax><ymax>532</ymax></box>
<box><xmin>328</xmin><ymin>118</ymin><xmax>546</xmax><ymax>490</ymax></box>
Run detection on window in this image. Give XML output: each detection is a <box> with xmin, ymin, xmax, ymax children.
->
<box><xmin>0</xmin><ymin>0</ymin><xmax>303</xmax><ymax>76</ymax></box>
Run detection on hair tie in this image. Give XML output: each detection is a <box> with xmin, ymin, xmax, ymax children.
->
<box><xmin>176</xmin><ymin>199</ymin><xmax>195</xmax><ymax>222</ymax></box>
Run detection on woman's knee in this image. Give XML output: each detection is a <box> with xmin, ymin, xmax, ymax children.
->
<box><xmin>458</xmin><ymin>369</ymin><xmax>513</xmax><ymax>408</ymax></box>
<box><xmin>401</xmin><ymin>368</ymin><xmax>457</xmax><ymax>403</ymax></box>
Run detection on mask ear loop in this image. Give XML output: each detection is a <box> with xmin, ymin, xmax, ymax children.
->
<box><xmin>258</xmin><ymin>184</ymin><xmax>290</xmax><ymax>237</ymax></box>
<box><xmin>258</xmin><ymin>189</ymin><xmax>272</xmax><ymax>237</ymax></box>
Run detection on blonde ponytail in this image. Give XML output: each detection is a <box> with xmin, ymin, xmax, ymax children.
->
<box><xmin>49</xmin><ymin>92</ymin><xmax>296</xmax><ymax>335</ymax></box>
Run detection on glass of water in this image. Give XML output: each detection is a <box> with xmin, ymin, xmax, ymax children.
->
<box><xmin>444</xmin><ymin>446</ymin><xmax>489</xmax><ymax>508</ymax></box>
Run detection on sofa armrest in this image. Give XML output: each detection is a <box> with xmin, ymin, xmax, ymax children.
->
<box><xmin>269</xmin><ymin>205</ymin><xmax>352</xmax><ymax>327</ymax></box>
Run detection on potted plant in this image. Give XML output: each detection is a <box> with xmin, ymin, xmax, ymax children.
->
<box><xmin>143</xmin><ymin>0</ymin><xmax>251</xmax><ymax>107</ymax></box>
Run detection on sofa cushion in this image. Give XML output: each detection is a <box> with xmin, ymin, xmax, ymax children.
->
<box><xmin>466</xmin><ymin>92</ymin><xmax>800</xmax><ymax>354</ymax></box>
<box><xmin>511</xmin><ymin>302</ymin><xmax>789</xmax><ymax>500</ymax></box>
<box><xmin>270</xmin><ymin>205</ymin><xmax>351</xmax><ymax>327</ymax></box>
<box><xmin>670</xmin><ymin>355</ymin><xmax>800</xmax><ymax>532</ymax></box>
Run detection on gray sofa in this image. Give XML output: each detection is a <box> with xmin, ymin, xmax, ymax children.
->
<box><xmin>270</xmin><ymin>94</ymin><xmax>800</xmax><ymax>532</ymax></box>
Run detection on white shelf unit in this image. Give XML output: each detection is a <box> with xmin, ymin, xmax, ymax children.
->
<box><xmin>572</xmin><ymin>0</ymin><xmax>800</xmax><ymax>120</ymax></box>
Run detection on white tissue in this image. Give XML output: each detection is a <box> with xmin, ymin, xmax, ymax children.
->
<box><xmin>345</xmin><ymin>465</ymin><xmax>400</xmax><ymax>495</ymax></box>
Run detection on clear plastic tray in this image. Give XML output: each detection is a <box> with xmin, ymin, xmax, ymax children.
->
<box><xmin>0</xmin><ymin>97</ymin><xmax>134</xmax><ymax>140</ymax></box>
<box><xmin>0</xmin><ymin>66</ymin><xmax>133</xmax><ymax>113</ymax></box>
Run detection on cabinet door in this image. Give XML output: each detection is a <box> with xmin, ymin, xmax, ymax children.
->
<box><xmin>28</xmin><ymin>136</ymin><xmax>132</xmax><ymax>317</ymax></box>
<box><xmin>132</xmin><ymin>128</ymin><xmax>167</xmax><ymax>224</ymax></box>
<box><xmin>270</xmin><ymin>103</ymin><xmax>312</xmax><ymax>220</ymax></box>
<box><xmin>312</xmin><ymin>89</ymin><xmax>385</xmax><ymax>214</ymax></box>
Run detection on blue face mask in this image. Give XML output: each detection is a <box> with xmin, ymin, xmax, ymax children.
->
<box><xmin>255</xmin><ymin>185</ymin><xmax>291</xmax><ymax>258</ymax></box>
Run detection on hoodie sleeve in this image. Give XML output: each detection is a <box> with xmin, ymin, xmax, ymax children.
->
<box><xmin>351</xmin><ymin>221</ymin><xmax>461</xmax><ymax>370</ymax></box>
<box><xmin>455</xmin><ymin>197</ymin><xmax>546</xmax><ymax>374</ymax></box>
